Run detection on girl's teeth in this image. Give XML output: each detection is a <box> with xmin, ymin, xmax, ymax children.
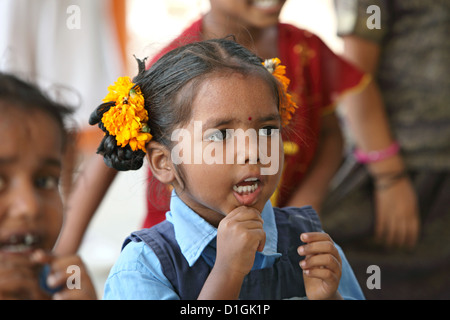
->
<box><xmin>3</xmin><ymin>244</ymin><xmax>30</xmax><ymax>253</ymax></box>
<box><xmin>233</xmin><ymin>183</ymin><xmax>258</xmax><ymax>194</ymax></box>
<box><xmin>253</xmin><ymin>0</ymin><xmax>280</xmax><ymax>9</ymax></box>
<box><xmin>25</xmin><ymin>234</ymin><xmax>34</xmax><ymax>246</ymax></box>
<box><xmin>1</xmin><ymin>234</ymin><xmax>38</xmax><ymax>253</ymax></box>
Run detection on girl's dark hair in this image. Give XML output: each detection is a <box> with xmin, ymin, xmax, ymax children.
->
<box><xmin>0</xmin><ymin>73</ymin><xmax>74</xmax><ymax>150</ymax></box>
<box><xmin>90</xmin><ymin>38</ymin><xmax>281</xmax><ymax>171</ymax></box>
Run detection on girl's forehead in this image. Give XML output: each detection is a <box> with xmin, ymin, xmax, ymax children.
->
<box><xmin>190</xmin><ymin>72</ymin><xmax>278</xmax><ymax>120</ymax></box>
<box><xmin>0</xmin><ymin>107</ymin><xmax>64</xmax><ymax>159</ymax></box>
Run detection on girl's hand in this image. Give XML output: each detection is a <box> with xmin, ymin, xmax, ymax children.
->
<box><xmin>374</xmin><ymin>177</ymin><xmax>420</xmax><ymax>249</ymax></box>
<box><xmin>199</xmin><ymin>206</ymin><xmax>265</xmax><ymax>299</ymax></box>
<box><xmin>0</xmin><ymin>253</ymin><xmax>48</xmax><ymax>300</ymax></box>
<box><xmin>31</xmin><ymin>250</ymin><xmax>97</xmax><ymax>300</ymax></box>
<box><xmin>298</xmin><ymin>232</ymin><xmax>342</xmax><ymax>300</ymax></box>
<box><xmin>216</xmin><ymin>206</ymin><xmax>265</xmax><ymax>277</ymax></box>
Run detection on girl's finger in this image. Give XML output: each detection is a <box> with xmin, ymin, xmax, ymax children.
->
<box><xmin>300</xmin><ymin>232</ymin><xmax>332</xmax><ymax>244</ymax></box>
<box><xmin>303</xmin><ymin>266</ymin><xmax>340</xmax><ymax>284</ymax></box>
<box><xmin>227</xmin><ymin>206</ymin><xmax>263</xmax><ymax>223</ymax></box>
<box><xmin>300</xmin><ymin>253</ymin><xmax>341</xmax><ymax>274</ymax></box>
<box><xmin>30</xmin><ymin>249</ymin><xmax>52</xmax><ymax>262</ymax></box>
<box><xmin>252</xmin><ymin>228</ymin><xmax>266</xmax><ymax>252</ymax></box>
<box><xmin>298</xmin><ymin>240</ymin><xmax>340</xmax><ymax>263</ymax></box>
<box><xmin>374</xmin><ymin>207</ymin><xmax>387</xmax><ymax>243</ymax></box>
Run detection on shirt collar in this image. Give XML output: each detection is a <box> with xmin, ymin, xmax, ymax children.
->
<box><xmin>166</xmin><ymin>191</ymin><xmax>279</xmax><ymax>266</ymax></box>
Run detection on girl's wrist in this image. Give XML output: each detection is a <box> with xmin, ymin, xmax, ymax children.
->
<box><xmin>361</xmin><ymin>147</ymin><xmax>409</xmax><ymax>191</ymax></box>
<box><xmin>364</xmin><ymin>149</ymin><xmax>406</xmax><ymax>176</ymax></box>
<box><xmin>372</xmin><ymin>170</ymin><xmax>409</xmax><ymax>191</ymax></box>
<box><xmin>354</xmin><ymin>142</ymin><xmax>400</xmax><ymax>164</ymax></box>
<box><xmin>198</xmin><ymin>264</ymin><xmax>245</xmax><ymax>300</ymax></box>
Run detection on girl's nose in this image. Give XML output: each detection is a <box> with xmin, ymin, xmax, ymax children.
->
<box><xmin>235</xmin><ymin>130</ymin><xmax>260</xmax><ymax>165</ymax></box>
<box><xmin>7</xmin><ymin>179</ymin><xmax>40</xmax><ymax>220</ymax></box>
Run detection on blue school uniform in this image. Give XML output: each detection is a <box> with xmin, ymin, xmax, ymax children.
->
<box><xmin>103</xmin><ymin>192</ymin><xmax>364</xmax><ymax>300</ymax></box>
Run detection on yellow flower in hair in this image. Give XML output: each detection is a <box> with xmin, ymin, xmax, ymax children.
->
<box><xmin>101</xmin><ymin>76</ymin><xmax>152</xmax><ymax>152</ymax></box>
<box><xmin>263</xmin><ymin>58</ymin><xmax>298</xmax><ymax>127</ymax></box>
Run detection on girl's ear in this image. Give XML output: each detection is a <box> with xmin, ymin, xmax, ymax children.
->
<box><xmin>146</xmin><ymin>141</ymin><xmax>176</xmax><ymax>185</ymax></box>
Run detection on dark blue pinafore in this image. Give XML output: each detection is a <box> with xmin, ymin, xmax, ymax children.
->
<box><xmin>122</xmin><ymin>206</ymin><xmax>322</xmax><ymax>300</ymax></box>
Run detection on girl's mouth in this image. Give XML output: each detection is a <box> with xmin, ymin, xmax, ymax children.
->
<box><xmin>233</xmin><ymin>177</ymin><xmax>259</xmax><ymax>194</ymax></box>
<box><xmin>0</xmin><ymin>233</ymin><xmax>40</xmax><ymax>254</ymax></box>
<box><xmin>233</xmin><ymin>177</ymin><xmax>262</xmax><ymax>205</ymax></box>
<box><xmin>252</xmin><ymin>0</ymin><xmax>283</xmax><ymax>11</ymax></box>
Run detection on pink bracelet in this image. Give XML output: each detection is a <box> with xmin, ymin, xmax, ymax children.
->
<box><xmin>354</xmin><ymin>142</ymin><xmax>400</xmax><ymax>164</ymax></box>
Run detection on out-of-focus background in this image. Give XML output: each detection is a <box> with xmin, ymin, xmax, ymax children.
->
<box><xmin>0</xmin><ymin>0</ymin><xmax>341</xmax><ymax>297</ymax></box>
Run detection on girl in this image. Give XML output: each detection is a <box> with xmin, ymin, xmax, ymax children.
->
<box><xmin>0</xmin><ymin>73</ymin><xmax>96</xmax><ymax>299</ymax></box>
<box><xmin>94</xmin><ymin>39</ymin><xmax>364</xmax><ymax>299</ymax></box>
<box><xmin>56</xmin><ymin>0</ymin><xmax>368</xmax><ymax>255</ymax></box>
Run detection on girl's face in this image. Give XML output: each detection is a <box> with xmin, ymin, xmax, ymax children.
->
<box><xmin>0</xmin><ymin>106</ymin><xmax>64</xmax><ymax>255</ymax></box>
<box><xmin>209</xmin><ymin>0</ymin><xmax>286</xmax><ymax>29</ymax></box>
<box><xmin>172</xmin><ymin>72</ymin><xmax>283</xmax><ymax>226</ymax></box>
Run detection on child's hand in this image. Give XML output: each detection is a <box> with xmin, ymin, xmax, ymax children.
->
<box><xmin>298</xmin><ymin>232</ymin><xmax>342</xmax><ymax>300</ymax></box>
<box><xmin>0</xmin><ymin>253</ymin><xmax>48</xmax><ymax>300</ymax></box>
<box><xmin>199</xmin><ymin>206</ymin><xmax>265</xmax><ymax>299</ymax></box>
<box><xmin>31</xmin><ymin>250</ymin><xmax>97</xmax><ymax>300</ymax></box>
<box><xmin>216</xmin><ymin>206</ymin><xmax>265</xmax><ymax>277</ymax></box>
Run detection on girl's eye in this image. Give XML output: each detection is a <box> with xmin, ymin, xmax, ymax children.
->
<box><xmin>35</xmin><ymin>176</ymin><xmax>60</xmax><ymax>190</ymax></box>
<box><xmin>259</xmin><ymin>126</ymin><xmax>279</xmax><ymax>137</ymax></box>
<box><xmin>206</xmin><ymin>129</ymin><xmax>230</xmax><ymax>142</ymax></box>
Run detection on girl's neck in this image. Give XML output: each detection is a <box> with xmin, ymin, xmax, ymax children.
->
<box><xmin>202</xmin><ymin>12</ymin><xmax>279</xmax><ymax>60</ymax></box>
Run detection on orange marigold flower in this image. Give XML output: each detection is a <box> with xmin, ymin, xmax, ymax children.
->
<box><xmin>101</xmin><ymin>76</ymin><xmax>152</xmax><ymax>152</ymax></box>
<box><xmin>263</xmin><ymin>58</ymin><xmax>298</xmax><ymax>127</ymax></box>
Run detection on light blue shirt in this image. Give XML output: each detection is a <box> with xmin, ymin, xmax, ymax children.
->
<box><xmin>103</xmin><ymin>192</ymin><xmax>365</xmax><ymax>300</ymax></box>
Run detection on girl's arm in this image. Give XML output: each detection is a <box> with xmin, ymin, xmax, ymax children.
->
<box><xmin>338</xmin><ymin>36</ymin><xmax>420</xmax><ymax>249</ymax></box>
<box><xmin>54</xmin><ymin>155</ymin><xmax>118</xmax><ymax>255</ymax></box>
<box><xmin>285</xmin><ymin>112</ymin><xmax>343</xmax><ymax>213</ymax></box>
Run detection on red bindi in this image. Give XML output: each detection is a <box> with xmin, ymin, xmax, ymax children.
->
<box><xmin>248</xmin><ymin>117</ymin><xmax>252</xmax><ymax>121</ymax></box>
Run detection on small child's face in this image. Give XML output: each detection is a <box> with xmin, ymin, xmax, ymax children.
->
<box><xmin>210</xmin><ymin>0</ymin><xmax>286</xmax><ymax>28</ymax></box>
<box><xmin>0</xmin><ymin>107</ymin><xmax>64</xmax><ymax>255</ymax></box>
<box><xmin>172</xmin><ymin>72</ymin><xmax>283</xmax><ymax>224</ymax></box>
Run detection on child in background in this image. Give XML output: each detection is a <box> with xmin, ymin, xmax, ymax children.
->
<box><xmin>0</xmin><ymin>73</ymin><xmax>96</xmax><ymax>300</ymax></box>
<box><xmin>95</xmin><ymin>39</ymin><xmax>364</xmax><ymax>299</ymax></box>
<box><xmin>56</xmin><ymin>0</ymin><xmax>368</xmax><ymax>254</ymax></box>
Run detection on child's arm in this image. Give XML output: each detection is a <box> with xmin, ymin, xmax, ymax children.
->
<box><xmin>285</xmin><ymin>112</ymin><xmax>343</xmax><ymax>213</ymax></box>
<box><xmin>298</xmin><ymin>232</ymin><xmax>343</xmax><ymax>300</ymax></box>
<box><xmin>339</xmin><ymin>36</ymin><xmax>420</xmax><ymax>249</ymax></box>
<box><xmin>54</xmin><ymin>155</ymin><xmax>118</xmax><ymax>255</ymax></box>
<box><xmin>198</xmin><ymin>206</ymin><xmax>265</xmax><ymax>300</ymax></box>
